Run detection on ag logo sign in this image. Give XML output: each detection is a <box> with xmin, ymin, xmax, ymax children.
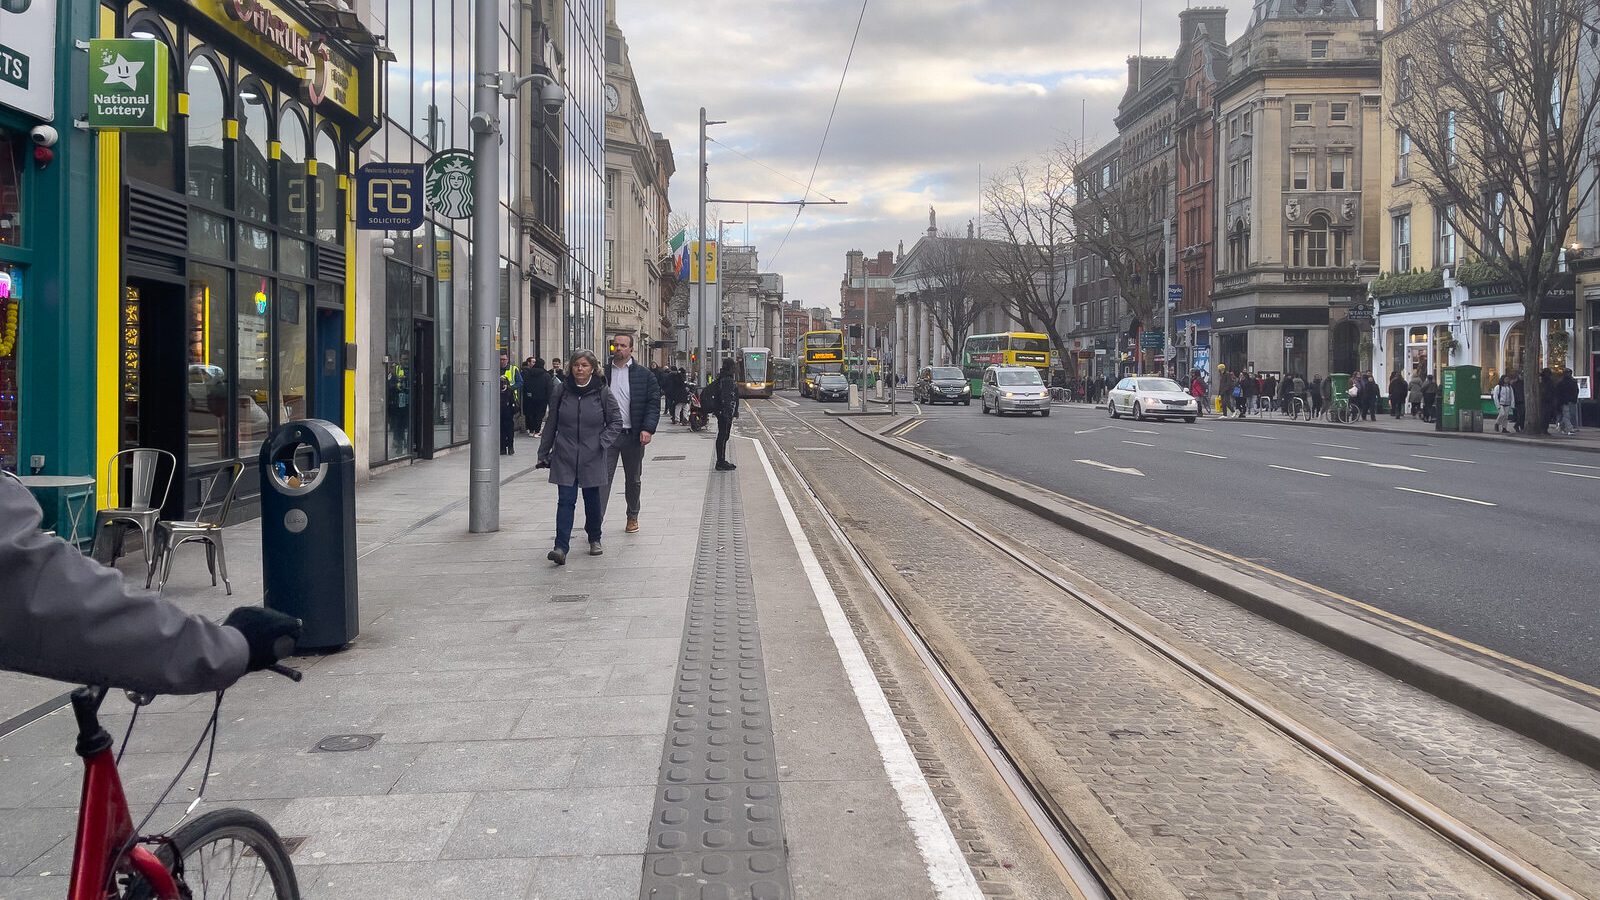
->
<box><xmin>86</xmin><ymin>38</ymin><xmax>169</xmax><ymax>131</ymax></box>
<box><xmin>354</xmin><ymin>162</ymin><xmax>425</xmax><ymax>230</ymax></box>
<box><xmin>424</xmin><ymin>149</ymin><xmax>474</xmax><ymax>220</ymax></box>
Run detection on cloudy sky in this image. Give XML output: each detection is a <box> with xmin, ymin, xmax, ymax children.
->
<box><xmin>618</xmin><ymin>0</ymin><xmax>1259</xmax><ymax>315</ymax></box>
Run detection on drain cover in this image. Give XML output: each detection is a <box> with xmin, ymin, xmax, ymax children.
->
<box><xmin>551</xmin><ymin>593</ymin><xmax>590</xmax><ymax>603</ymax></box>
<box><xmin>313</xmin><ymin>734</ymin><xmax>381</xmax><ymax>752</ymax></box>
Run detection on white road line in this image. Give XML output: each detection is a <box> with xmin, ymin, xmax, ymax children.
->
<box><xmin>1544</xmin><ymin>460</ymin><xmax>1600</xmax><ymax>470</ymax></box>
<box><xmin>1121</xmin><ymin>440</ymin><xmax>1155</xmax><ymax>447</ymax></box>
<box><xmin>1074</xmin><ymin>425</ymin><xmax>1115</xmax><ymax>435</ymax></box>
<box><xmin>1190</xmin><ymin>426</ymin><xmax>1216</xmax><ymax>432</ymax></box>
<box><xmin>1240</xmin><ymin>433</ymin><xmax>1278</xmax><ymax>440</ymax></box>
<box><xmin>1317</xmin><ymin>455</ymin><xmax>1426</xmax><ymax>472</ymax></box>
<box><xmin>1075</xmin><ymin>459</ymin><xmax>1146</xmax><ymax>476</ymax></box>
<box><xmin>1552</xmin><ymin>470</ymin><xmax>1600</xmax><ymax>480</ymax></box>
<box><xmin>1313</xmin><ymin>442</ymin><xmax>1361</xmax><ymax>450</ymax></box>
<box><xmin>751</xmin><ymin>438</ymin><xmax>983</xmax><ymax>898</ymax></box>
<box><xmin>1184</xmin><ymin>450</ymin><xmax>1228</xmax><ymax>459</ymax></box>
<box><xmin>1122</xmin><ymin>428</ymin><xmax>1159</xmax><ymax>434</ymax></box>
<box><xmin>1395</xmin><ymin>486</ymin><xmax>1497</xmax><ymax>507</ymax></box>
<box><xmin>1412</xmin><ymin>454</ymin><xmax>1475</xmax><ymax>464</ymax></box>
<box><xmin>1269</xmin><ymin>464</ymin><xmax>1331</xmax><ymax>477</ymax></box>
<box><xmin>793</xmin><ymin>447</ymin><xmax>835</xmax><ymax>452</ymax></box>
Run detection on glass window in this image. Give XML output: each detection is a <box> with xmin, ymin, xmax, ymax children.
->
<box><xmin>1436</xmin><ymin>205</ymin><xmax>1456</xmax><ymax>266</ymax></box>
<box><xmin>278</xmin><ymin>109</ymin><xmax>309</xmax><ymax>233</ymax></box>
<box><xmin>237</xmin><ymin>84</ymin><xmax>271</xmax><ymax>223</ymax></box>
<box><xmin>1329</xmin><ymin>154</ymin><xmax>1347</xmax><ymax>190</ymax></box>
<box><xmin>1333</xmin><ymin>229</ymin><xmax>1347</xmax><ymax>266</ymax></box>
<box><xmin>1393</xmin><ymin>213</ymin><xmax>1411</xmax><ymax>271</ymax></box>
<box><xmin>315</xmin><ymin>128</ymin><xmax>341</xmax><ymax>243</ymax></box>
<box><xmin>280</xmin><ymin>237</ymin><xmax>309</xmax><ymax>278</ymax></box>
<box><xmin>235</xmin><ymin>272</ymin><xmax>272</xmax><ymax>458</ymax></box>
<box><xmin>1480</xmin><ymin>321</ymin><xmax>1500</xmax><ymax>385</ymax></box>
<box><xmin>1292</xmin><ymin>103</ymin><xmax>1311</xmax><ymax>124</ymax></box>
<box><xmin>185</xmin><ymin>55</ymin><xmax>228</xmax><ymax>205</ymax></box>
<box><xmin>1311</xmin><ymin>40</ymin><xmax>1328</xmax><ymax>60</ymax></box>
<box><xmin>1292</xmin><ymin>154</ymin><xmax>1309</xmax><ymax>191</ymax></box>
<box><xmin>1397</xmin><ymin>130</ymin><xmax>1412</xmax><ymax>181</ymax></box>
<box><xmin>1440</xmin><ymin>110</ymin><xmax>1457</xmax><ymax>166</ymax></box>
<box><xmin>387</xmin><ymin>0</ymin><xmax>413</xmax><ymax>136</ymax></box>
<box><xmin>190</xmin><ymin>209</ymin><xmax>229</xmax><ymax>259</ymax></box>
<box><xmin>383</xmin><ymin>260</ymin><xmax>414</xmax><ymax>459</ymax></box>
<box><xmin>0</xmin><ymin>132</ymin><xmax>23</xmax><ymax>246</ymax></box>
<box><xmin>186</xmin><ymin>265</ymin><xmax>231</xmax><ymax>464</ymax></box>
<box><xmin>276</xmin><ymin>283</ymin><xmax>308</xmax><ymax>423</ymax></box>
<box><xmin>1307</xmin><ymin>215</ymin><xmax>1329</xmax><ymax>267</ymax></box>
<box><xmin>123</xmin><ymin>22</ymin><xmax>178</xmax><ymax>189</ymax></box>
<box><xmin>238</xmin><ymin>222</ymin><xmax>272</xmax><ymax>270</ymax></box>
<box><xmin>1330</xmin><ymin>102</ymin><xmax>1348</xmax><ymax>123</ymax></box>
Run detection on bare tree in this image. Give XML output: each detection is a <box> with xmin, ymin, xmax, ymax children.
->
<box><xmin>911</xmin><ymin>231</ymin><xmax>995</xmax><ymax>363</ymax></box>
<box><xmin>1387</xmin><ymin>0</ymin><xmax>1600</xmax><ymax>434</ymax></box>
<box><xmin>981</xmin><ymin>161</ymin><xmax>1075</xmax><ymax>368</ymax></box>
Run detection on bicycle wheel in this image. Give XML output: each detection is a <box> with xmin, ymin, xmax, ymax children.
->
<box><xmin>125</xmin><ymin>808</ymin><xmax>299</xmax><ymax>900</ymax></box>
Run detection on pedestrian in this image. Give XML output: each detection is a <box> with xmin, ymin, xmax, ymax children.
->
<box><xmin>1492</xmin><ymin>375</ymin><xmax>1516</xmax><ymax>433</ymax></box>
<box><xmin>551</xmin><ymin>361</ymin><xmax>565</xmax><ymax>386</ymax></box>
<box><xmin>1558</xmin><ymin>368</ymin><xmax>1581</xmax><ymax>435</ymax></box>
<box><xmin>499</xmin><ymin>375</ymin><xmax>518</xmax><ymax>455</ymax></box>
<box><xmin>1292</xmin><ymin>373</ymin><xmax>1307</xmax><ymax>411</ymax></box>
<box><xmin>603</xmin><ymin>333</ymin><xmax>662</xmax><ymax>534</ymax></box>
<box><xmin>1189</xmin><ymin>369</ymin><xmax>1206</xmax><ymax>416</ymax></box>
<box><xmin>500</xmin><ymin>352</ymin><xmax>522</xmax><ymax>426</ymax></box>
<box><xmin>536</xmin><ymin>349</ymin><xmax>623</xmax><ymax>565</ymax></box>
<box><xmin>672</xmin><ymin>367</ymin><xmax>691</xmax><ymax>423</ymax></box>
<box><xmin>1408</xmin><ymin>369</ymin><xmax>1425</xmax><ymax>417</ymax></box>
<box><xmin>1361</xmin><ymin>372</ymin><xmax>1381</xmax><ymax>421</ymax></box>
<box><xmin>1421</xmin><ymin>374</ymin><xmax>1439</xmax><ymax>423</ymax></box>
<box><xmin>709</xmin><ymin>359</ymin><xmax>740</xmax><ymax>470</ymax></box>
<box><xmin>523</xmin><ymin>357</ymin><xmax>551</xmax><ymax>436</ymax></box>
<box><xmin>1511</xmin><ymin>372</ymin><xmax>1526</xmax><ymax>432</ymax></box>
<box><xmin>1238</xmin><ymin>372</ymin><xmax>1256</xmax><ymax>418</ymax></box>
<box><xmin>1388</xmin><ymin>372</ymin><xmax>1408</xmax><ymax>420</ymax></box>
<box><xmin>1317</xmin><ymin>374</ymin><xmax>1331</xmax><ymax>417</ymax></box>
<box><xmin>518</xmin><ymin>357</ymin><xmax>540</xmax><ymax>435</ymax></box>
<box><xmin>1264</xmin><ymin>373</ymin><xmax>1279</xmax><ymax>413</ymax></box>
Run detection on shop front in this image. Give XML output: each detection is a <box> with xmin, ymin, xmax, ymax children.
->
<box><xmin>100</xmin><ymin>0</ymin><xmax>380</xmax><ymax>517</ymax></box>
<box><xmin>1211</xmin><ymin>304</ymin><xmax>1331</xmax><ymax>380</ymax></box>
<box><xmin>1173</xmin><ymin>311</ymin><xmax>1210</xmax><ymax>379</ymax></box>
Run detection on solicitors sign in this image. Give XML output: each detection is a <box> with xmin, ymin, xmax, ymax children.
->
<box><xmin>0</xmin><ymin>0</ymin><xmax>57</xmax><ymax>120</ymax></box>
<box><xmin>86</xmin><ymin>39</ymin><xmax>169</xmax><ymax>132</ymax></box>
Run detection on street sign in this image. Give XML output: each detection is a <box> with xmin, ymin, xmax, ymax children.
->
<box><xmin>86</xmin><ymin>38</ymin><xmax>168</xmax><ymax>132</ymax></box>
<box><xmin>1139</xmin><ymin>330</ymin><xmax>1164</xmax><ymax>349</ymax></box>
<box><xmin>1284</xmin><ymin>336</ymin><xmax>1295</xmax><ymax>349</ymax></box>
<box><xmin>424</xmin><ymin>149</ymin><xmax>475</xmax><ymax>220</ymax></box>
<box><xmin>1167</xmin><ymin>284</ymin><xmax>1182</xmax><ymax>302</ymax></box>
<box><xmin>1347</xmin><ymin>302</ymin><xmax>1374</xmax><ymax>321</ymax></box>
<box><xmin>354</xmin><ymin>162</ymin><xmax>426</xmax><ymax>230</ymax></box>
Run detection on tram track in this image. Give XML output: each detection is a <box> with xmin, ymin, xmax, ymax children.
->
<box><xmin>749</xmin><ymin>399</ymin><xmax>1583</xmax><ymax>900</ymax></box>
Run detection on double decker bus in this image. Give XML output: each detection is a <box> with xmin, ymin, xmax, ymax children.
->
<box><xmin>799</xmin><ymin>329</ymin><xmax>845</xmax><ymax>398</ymax></box>
<box><xmin>737</xmin><ymin>347</ymin><xmax>774</xmax><ymax>398</ymax></box>
<box><xmin>960</xmin><ymin>332</ymin><xmax>1053</xmax><ymax>394</ymax></box>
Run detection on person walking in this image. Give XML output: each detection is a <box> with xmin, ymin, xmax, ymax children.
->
<box><xmin>710</xmin><ymin>359</ymin><xmax>740</xmax><ymax>470</ymax></box>
<box><xmin>499</xmin><ymin>375</ymin><xmax>518</xmax><ymax>455</ymax></box>
<box><xmin>1558</xmin><ymin>368</ymin><xmax>1581</xmax><ymax>435</ymax></box>
<box><xmin>603</xmin><ymin>334</ymin><xmax>662</xmax><ymax>534</ymax></box>
<box><xmin>1408</xmin><ymin>369</ymin><xmax>1425</xmax><ymax>417</ymax></box>
<box><xmin>1361</xmin><ymin>372</ymin><xmax>1381</xmax><ymax>421</ymax></box>
<box><xmin>523</xmin><ymin>357</ymin><xmax>551</xmax><ymax>436</ymax></box>
<box><xmin>1388</xmin><ymin>372</ymin><xmax>1408</xmax><ymax>420</ymax></box>
<box><xmin>1421</xmin><ymin>374</ymin><xmax>1440</xmax><ymax>423</ymax></box>
<box><xmin>536</xmin><ymin>349</ymin><xmax>623</xmax><ymax>565</ymax></box>
<box><xmin>550</xmin><ymin>361</ymin><xmax>565</xmax><ymax>386</ymax></box>
<box><xmin>1238</xmin><ymin>371</ymin><xmax>1256</xmax><ymax>418</ymax></box>
<box><xmin>667</xmin><ymin>367</ymin><xmax>689</xmax><ymax>424</ymax></box>
<box><xmin>1264</xmin><ymin>374</ymin><xmax>1279</xmax><ymax>413</ymax></box>
<box><xmin>1492</xmin><ymin>375</ymin><xmax>1516</xmax><ymax>433</ymax></box>
<box><xmin>1317</xmin><ymin>374</ymin><xmax>1331</xmax><ymax>417</ymax></box>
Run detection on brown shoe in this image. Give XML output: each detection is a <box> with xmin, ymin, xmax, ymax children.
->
<box><xmin>625</xmin><ymin>517</ymin><xmax>640</xmax><ymax>534</ymax></box>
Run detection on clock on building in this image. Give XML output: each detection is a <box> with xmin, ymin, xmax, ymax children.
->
<box><xmin>604</xmin><ymin>84</ymin><xmax>620</xmax><ymax>114</ymax></box>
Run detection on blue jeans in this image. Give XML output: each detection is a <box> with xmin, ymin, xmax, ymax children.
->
<box><xmin>1561</xmin><ymin>402</ymin><xmax>1580</xmax><ymax>433</ymax></box>
<box><xmin>555</xmin><ymin>483</ymin><xmax>603</xmax><ymax>551</ymax></box>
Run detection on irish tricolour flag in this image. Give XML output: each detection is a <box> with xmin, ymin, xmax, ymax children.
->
<box><xmin>671</xmin><ymin>230</ymin><xmax>690</xmax><ymax>280</ymax></box>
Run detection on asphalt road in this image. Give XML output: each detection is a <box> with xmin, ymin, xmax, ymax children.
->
<box><xmin>820</xmin><ymin>394</ymin><xmax>1600</xmax><ymax>687</ymax></box>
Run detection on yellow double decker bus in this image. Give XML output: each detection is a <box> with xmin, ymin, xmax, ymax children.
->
<box><xmin>960</xmin><ymin>332</ymin><xmax>1053</xmax><ymax>394</ymax></box>
<box><xmin>799</xmin><ymin>329</ymin><xmax>844</xmax><ymax>398</ymax></box>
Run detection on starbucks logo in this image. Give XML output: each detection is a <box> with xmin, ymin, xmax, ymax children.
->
<box><xmin>424</xmin><ymin>150</ymin><xmax>475</xmax><ymax>220</ymax></box>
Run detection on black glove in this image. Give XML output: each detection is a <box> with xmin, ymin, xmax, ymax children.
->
<box><xmin>223</xmin><ymin>607</ymin><xmax>302</xmax><ymax>672</ymax></box>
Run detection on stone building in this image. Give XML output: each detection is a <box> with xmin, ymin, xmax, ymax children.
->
<box><xmin>840</xmin><ymin>250</ymin><xmax>898</xmax><ymax>361</ymax></box>
<box><xmin>1173</xmin><ymin>7</ymin><xmax>1231</xmax><ymax>380</ymax></box>
<box><xmin>1068</xmin><ymin>139</ymin><xmax>1126</xmax><ymax>381</ymax></box>
<box><xmin>1114</xmin><ymin>54</ymin><xmax>1177</xmax><ymax>369</ymax></box>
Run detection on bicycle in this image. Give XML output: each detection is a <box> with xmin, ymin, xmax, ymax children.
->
<box><xmin>66</xmin><ymin>661</ymin><xmax>303</xmax><ymax>899</ymax></box>
<box><xmin>1328</xmin><ymin>397</ymin><xmax>1359</xmax><ymax>424</ymax></box>
<box><xmin>1285</xmin><ymin>396</ymin><xmax>1307</xmax><ymax>420</ymax></box>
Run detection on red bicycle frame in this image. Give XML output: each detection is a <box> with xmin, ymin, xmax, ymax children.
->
<box><xmin>66</xmin><ymin>687</ymin><xmax>180</xmax><ymax>900</ymax></box>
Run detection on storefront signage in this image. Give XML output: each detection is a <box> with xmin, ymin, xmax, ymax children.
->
<box><xmin>1539</xmin><ymin>272</ymin><xmax>1576</xmax><ymax>320</ymax></box>
<box><xmin>1375</xmin><ymin>290</ymin><xmax>1448</xmax><ymax>315</ymax></box>
<box><xmin>424</xmin><ymin>150</ymin><xmax>474</xmax><ymax>220</ymax></box>
<box><xmin>0</xmin><ymin>0</ymin><xmax>55</xmax><ymax>120</ymax></box>
<box><xmin>528</xmin><ymin>241</ymin><xmax>560</xmax><ymax>289</ymax></box>
<box><xmin>354</xmin><ymin>162</ymin><xmax>425</xmax><ymax>230</ymax></box>
<box><xmin>86</xmin><ymin>39</ymin><xmax>169</xmax><ymax>132</ymax></box>
<box><xmin>189</xmin><ymin>0</ymin><xmax>359</xmax><ymax>116</ymax></box>
<box><xmin>1212</xmin><ymin>306</ymin><xmax>1331</xmax><ymax>328</ymax></box>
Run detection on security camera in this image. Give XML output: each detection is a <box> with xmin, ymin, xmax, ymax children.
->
<box><xmin>29</xmin><ymin>125</ymin><xmax>58</xmax><ymax>148</ymax></box>
<box><xmin>539</xmin><ymin>82</ymin><xmax>566</xmax><ymax>115</ymax></box>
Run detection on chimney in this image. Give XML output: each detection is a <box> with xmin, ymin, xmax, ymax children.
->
<box><xmin>846</xmin><ymin>249</ymin><xmax>864</xmax><ymax>281</ymax></box>
<box><xmin>876</xmin><ymin>250</ymin><xmax>894</xmax><ymax>273</ymax></box>
<box><xmin>1179</xmin><ymin>6</ymin><xmax>1229</xmax><ymax>45</ymax></box>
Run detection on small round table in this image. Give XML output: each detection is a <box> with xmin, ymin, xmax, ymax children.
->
<box><xmin>17</xmin><ymin>474</ymin><xmax>97</xmax><ymax>549</ymax></box>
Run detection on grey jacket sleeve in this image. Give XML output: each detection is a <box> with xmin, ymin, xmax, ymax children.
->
<box><xmin>537</xmin><ymin>383</ymin><xmax>565</xmax><ymax>461</ymax></box>
<box><xmin>0</xmin><ymin>480</ymin><xmax>249</xmax><ymax>695</ymax></box>
<box><xmin>598</xmin><ymin>388</ymin><xmax>624</xmax><ymax>451</ymax></box>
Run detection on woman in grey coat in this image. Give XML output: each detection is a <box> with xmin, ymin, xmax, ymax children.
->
<box><xmin>536</xmin><ymin>349</ymin><xmax>623</xmax><ymax>564</ymax></box>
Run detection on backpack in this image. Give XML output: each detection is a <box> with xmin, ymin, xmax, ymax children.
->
<box><xmin>699</xmin><ymin>382</ymin><xmax>721</xmax><ymax>414</ymax></box>
<box><xmin>1231</xmin><ymin>385</ymin><xmax>1242</xmax><ymax>399</ymax></box>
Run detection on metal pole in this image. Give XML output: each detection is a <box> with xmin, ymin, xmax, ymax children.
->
<box><xmin>861</xmin><ymin>272</ymin><xmax>870</xmax><ymax>410</ymax></box>
<box><xmin>1163</xmin><ymin>216</ymin><xmax>1173</xmax><ymax>379</ymax></box>
<box><xmin>468</xmin><ymin>0</ymin><xmax>501</xmax><ymax>533</ymax></box>
<box><xmin>698</xmin><ymin>108</ymin><xmax>709</xmax><ymax>386</ymax></box>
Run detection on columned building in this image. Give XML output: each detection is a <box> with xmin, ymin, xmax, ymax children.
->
<box><xmin>1173</xmin><ymin>7</ymin><xmax>1230</xmax><ymax>381</ymax></box>
<box><xmin>892</xmin><ymin>210</ymin><xmax>1016</xmax><ymax>381</ymax></box>
<box><xmin>1211</xmin><ymin>0</ymin><xmax>1381</xmax><ymax>383</ymax></box>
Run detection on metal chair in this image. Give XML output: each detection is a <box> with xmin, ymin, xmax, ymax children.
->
<box><xmin>150</xmin><ymin>461</ymin><xmax>245</xmax><ymax>595</ymax></box>
<box><xmin>91</xmin><ymin>448</ymin><xmax>177</xmax><ymax>579</ymax></box>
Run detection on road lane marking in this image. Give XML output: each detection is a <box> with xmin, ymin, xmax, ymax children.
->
<box><xmin>1190</xmin><ymin>426</ymin><xmax>1216</xmax><ymax>432</ymax></box>
<box><xmin>1317</xmin><ymin>455</ymin><xmax>1426</xmax><ymax>472</ymax></box>
<box><xmin>1395</xmin><ymin>486</ymin><xmax>1496</xmax><ymax>506</ymax></box>
<box><xmin>1184</xmin><ymin>450</ymin><xmax>1227</xmax><ymax>459</ymax></box>
<box><xmin>793</xmin><ymin>447</ymin><xmax>835</xmax><ymax>452</ymax></box>
<box><xmin>1313</xmin><ymin>442</ymin><xmax>1361</xmax><ymax>450</ymax></box>
<box><xmin>1240</xmin><ymin>433</ymin><xmax>1278</xmax><ymax>440</ymax></box>
<box><xmin>1076</xmin><ymin>459</ymin><xmax>1146</xmax><ymax>476</ymax></box>
<box><xmin>1552</xmin><ymin>470</ymin><xmax>1600</xmax><ymax>480</ymax></box>
<box><xmin>1269</xmin><ymin>464</ymin><xmax>1331</xmax><ymax>477</ymax></box>
<box><xmin>1121</xmin><ymin>440</ymin><xmax>1155</xmax><ymax>447</ymax></box>
<box><xmin>1074</xmin><ymin>425</ymin><xmax>1115</xmax><ymax>435</ymax></box>
<box><xmin>1412</xmin><ymin>454</ymin><xmax>1475</xmax><ymax>464</ymax></box>
<box><xmin>1121</xmin><ymin>428</ymin><xmax>1159</xmax><ymax>434</ymax></box>
<box><xmin>898</xmin><ymin>419</ymin><xmax>927</xmax><ymax>436</ymax></box>
<box><xmin>1544</xmin><ymin>460</ymin><xmax>1600</xmax><ymax>470</ymax></box>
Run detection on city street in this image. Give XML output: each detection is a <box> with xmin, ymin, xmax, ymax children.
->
<box><xmin>893</xmin><ymin>397</ymin><xmax>1600</xmax><ymax>687</ymax></box>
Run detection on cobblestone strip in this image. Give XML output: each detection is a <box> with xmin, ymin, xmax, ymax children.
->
<box><xmin>835</xmin><ymin>420</ymin><xmax>1600</xmax><ymax>892</ymax></box>
<box><xmin>639</xmin><ymin>472</ymin><xmax>794</xmax><ymax>900</ymax></box>
<box><xmin>772</xmin><ymin>416</ymin><xmax>1519</xmax><ymax>900</ymax></box>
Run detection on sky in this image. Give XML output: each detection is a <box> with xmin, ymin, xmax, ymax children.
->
<box><xmin>618</xmin><ymin>0</ymin><xmax>1260</xmax><ymax>317</ymax></box>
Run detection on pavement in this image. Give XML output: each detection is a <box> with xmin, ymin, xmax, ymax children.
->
<box><xmin>0</xmin><ymin>427</ymin><xmax>970</xmax><ymax>899</ymax></box>
<box><xmin>902</xmin><ymin>396</ymin><xmax>1600</xmax><ymax>688</ymax></box>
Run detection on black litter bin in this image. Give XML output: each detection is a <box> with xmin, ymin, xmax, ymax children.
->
<box><xmin>260</xmin><ymin>419</ymin><xmax>358</xmax><ymax>651</ymax></box>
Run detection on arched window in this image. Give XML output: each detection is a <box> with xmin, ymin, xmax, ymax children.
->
<box><xmin>185</xmin><ymin>52</ymin><xmax>228</xmax><ymax>204</ymax></box>
<box><xmin>1480</xmin><ymin>321</ymin><xmax>1501</xmax><ymax>385</ymax></box>
<box><xmin>124</xmin><ymin>14</ymin><xmax>178</xmax><ymax>189</ymax></box>
<box><xmin>277</xmin><ymin>107</ymin><xmax>309</xmax><ymax>233</ymax></box>
<box><xmin>236</xmin><ymin>78</ymin><xmax>271</xmax><ymax>223</ymax></box>
<box><xmin>314</xmin><ymin>126</ymin><xmax>341</xmax><ymax>243</ymax></box>
<box><xmin>1504</xmin><ymin>322</ymin><xmax>1525</xmax><ymax>377</ymax></box>
<box><xmin>1306</xmin><ymin>213</ymin><xmax>1329</xmax><ymax>267</ymax></box>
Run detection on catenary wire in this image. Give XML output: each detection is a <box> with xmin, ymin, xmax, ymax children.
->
<box><xmin>707</xmin><ymin>136</ymin><xmax>838</xmax><ymax>203</ymax></box>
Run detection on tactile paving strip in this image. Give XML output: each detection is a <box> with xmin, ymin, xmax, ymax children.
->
<box><xmin>639</xmin><ymin>472</ymin><xmax>793</xmax><ymax>900</ymax></box>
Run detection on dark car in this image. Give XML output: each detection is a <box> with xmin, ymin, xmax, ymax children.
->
<box><xmin>815</xmin><ymin>373</ymin><xmax>849</xmax><ymax>402</ymax></box>
<box><xmin>913</xmin><ymin>365</ymin><xmax>971</xmax><ymax>405</ymax></box>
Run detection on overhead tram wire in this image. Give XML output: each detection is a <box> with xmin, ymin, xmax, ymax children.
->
<box><xmin>707</xmin><ymin>136</ymin><xmax>840</xmax><ymax>203</ymax></box>
<box><xmin>768</xmin><ymin>0</ymin><xmax>869</xmax><ymax>268</ymax></box>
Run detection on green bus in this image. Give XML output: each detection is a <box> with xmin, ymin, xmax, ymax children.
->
<box><xmin>960</xmin><ymin>332</ymin><xmax>1052</xmax><ymax>394</ymax></box>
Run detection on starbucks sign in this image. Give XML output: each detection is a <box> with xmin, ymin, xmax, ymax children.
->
<box><xmin>87</xmin><ymin>39</ymin><xmax>170</xmax><ymax>132</ymax></box>
<box><xmin>0</xmin><ymin>0</ymin><xmax>57</xmax><ymax>120</ymax></box>
<box><xmin>424</xmin><ymin>150</ymin><xmax>474</xmax><ymax>220</ymax></box>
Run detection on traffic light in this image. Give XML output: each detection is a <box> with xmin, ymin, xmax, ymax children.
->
<box><xmin>848</xmin><ymin>324</ymin><xmax>862</xmax><ymax>338</ymax></box>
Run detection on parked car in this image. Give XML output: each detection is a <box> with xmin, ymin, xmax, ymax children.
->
<box><xmin>980</xmin><ymin>365</ymin><xmax>1050</xmax><ymax>416</ymax></box>
<box><xmin>814</xmin><ymin>373</ymin><xmax>850</xmax><ymax>402</ymax></box>
<box><xmin>1107</xmin><ymin>376</ymin><xmax>1199</xmax><ymax>422</ymax></box>
<box><xmin>913</xmin><ymin>366</ymin><xmax>971</xmax><ymax>405</ymax></box>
